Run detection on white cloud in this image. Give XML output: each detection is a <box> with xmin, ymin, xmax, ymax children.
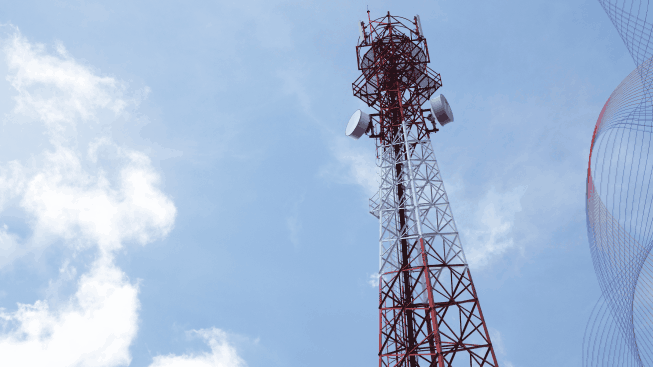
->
<box><xmin>276</xmin><ymin>61</ymin><xmax>378</xmax><ymax>198</ymax></box>
<box><xmin>320</xmin><ymin>135</ymin><xmax>378</xmax><ymax>197</ymax></box>
<box><xmin>4</xmin><ymin>33</ymin><xmax>128</xmax><ymax>132</ymax></box>
<box><xmin>0</xmin><ymin>224</ymin><xmax>21</xmax><ymax>268</ymax></box>
<box><xmin>367</xmin><ymin>273</ymin><xmax>379</xmax><ymax>288</ymax></box>
<box><xmin>0</xmin><ymin>257</ymin><xmax>138</xmax><ymax>367</ymax></box>
<box><xmin>460</xmin><ymin>186</ymin><xmax>527</xmax><ymax>270</ymax></box>
<box><xmin>323</xmin><ymin>132</ymin><xmax>527</xmax><ymax>273</ymax></box>
<box><xmin>21</xmin><ymin>142</ymin><xmax>176</xmax><ymax>253</ymax></box>
<box><xmin>148</xmin><ymin>328</ymin><xmax>247</xmax><ymax>367</ymax></box>
<box><xmin>489</xmin><ymin>328</ymin><xmax>516</xmax><ymax>367</ymax></box>
<box><xmin>0</xmin><ymin>29</ymin><xmax>185</xmax><ymax>367</ymax></box>
<box><xmin>0</xmin><ymin>161</ymin><xmax>25</xmax><ymax>211</ymax></box>
<box><xmin>0</xmin><ymin>28</ymin><xmax>253</xmax><ymax>367</ymax></box>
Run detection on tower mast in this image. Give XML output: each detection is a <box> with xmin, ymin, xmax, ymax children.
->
<box><xmin>347</xmin><ymin>12</ymin><xmax>499</xmax><ymax>367</ymax></box>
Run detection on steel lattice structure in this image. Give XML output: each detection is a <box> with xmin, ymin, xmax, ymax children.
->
<box><xmin>584</xmin><ymin>1</ymin><xmax>653</xmax><ymax>366</ymax></box>
<box><xmin>351</xmin><ymin>12</ymin><xmax>499</xmax><ymax>367</ymax></box>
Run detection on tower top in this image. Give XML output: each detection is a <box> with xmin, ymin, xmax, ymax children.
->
<box><xmin>349</xmin><ymin>11</ymin><xmax>446</xmax><ymax>144</ymax></box>
<box><xmin>353</xmin><ymin>12</ymin><xmax>442</xmax><ymax>111</ymax></box>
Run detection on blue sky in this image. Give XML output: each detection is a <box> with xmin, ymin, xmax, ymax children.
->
<box><xmin>0</xmin><ymin>0</ymin><xmax>638</xmax><ymax>366</ymax></box>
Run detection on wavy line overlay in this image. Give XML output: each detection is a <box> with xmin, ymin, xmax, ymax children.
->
<box><xmin>584</xmin><ymin>1</ymin><xmax>653</xmax><ymax>363</ymax></box>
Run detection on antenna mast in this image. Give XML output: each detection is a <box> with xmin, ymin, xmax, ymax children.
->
<box><xmin>346</xmin><ymin>12</ymin><xmax>499</xmax><ymax>367</ymax></box>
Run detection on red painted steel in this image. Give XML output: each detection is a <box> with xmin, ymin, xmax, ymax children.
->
<box><xmin>352</xmin><ymin>12</ymin><xmax>499</xmax><ymax>367</ymax></box>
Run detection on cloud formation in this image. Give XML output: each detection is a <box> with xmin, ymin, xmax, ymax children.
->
<box><xmin>0</xmin><ymin>29</ymin><xmax>244</xmax><ymax>367</ymax></box>
<box><xmin>0</xmin><ymin>29</ymin><xmax>175</xmax><ymax>367</ymax></box>
<box><xmin>461</xmin><ymin>186</ymin><xmax>527</xmax><ymax>269</ymax></box>
<box><xmin>0</xmin><ymin>258</ymin><xmax>138</xmax><ymax>367</ymax></box>
<box><xmin>320</xmin><ymin>135</ymin><xmax>378</xmax><ymax>197</ymax></box>
<box><xmin>5</xmin><ymin>34</ymin><xmax>127</xmax><ymax>131</ymax></box>
<box><xmin>21</xmin><ymin>141</ymin><xmax>176</xmax><ymax>253</ymax></box>
<box><xmin>149</xmin><ymin>329</ymin><xmax>247</xmax><ymax>367</ymax></box>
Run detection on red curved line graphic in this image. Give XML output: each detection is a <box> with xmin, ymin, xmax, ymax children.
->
<box><xmin>587</xmin><ymin>97</ymin><xmax>611</xmax><ymax>201</ymax></box>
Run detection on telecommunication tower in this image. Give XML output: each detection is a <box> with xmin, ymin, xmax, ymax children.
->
<box><xmin>345</xmin><ymin>12</ymin><xmax>499</xmax><ymax>367</ymax></box>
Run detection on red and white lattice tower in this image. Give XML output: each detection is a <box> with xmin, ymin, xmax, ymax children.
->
<box><xmin>345</xmin><ymin>12</ymin><xmax>499</xmax><ymax>367</ymax></box>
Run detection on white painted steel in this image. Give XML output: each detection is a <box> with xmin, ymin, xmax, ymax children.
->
<box><xmin>346</xmin><ymin>109</ymin><xmax>371</xmax><ymax>139</ymax></box>
<box><xmin>373</xmin><ymin>111</ymin><xmax>469</xmax><ymax>294</ymax></box>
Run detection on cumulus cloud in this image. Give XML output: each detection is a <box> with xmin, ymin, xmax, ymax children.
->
<box><xmin>0</xmin><ymin>224</ymin><xmax>21</xmax><ymax>267</ymax></box>
<box><xmin>21</xmin><ymin>142</ymin><xmax>176</xmax><ymax>253</ymax></box>
<box><xmin>320</xmin><ymin>135</ymin><xmax>378</xmax><ymax>197</ymax></box>
<box><xmin>0</xmin><ymin>258</ymin><xmax>138</xmax><ymax>367</ymax></box>
<box><xmin>4</xmin><ymin>34</ymin><xmax>128</xmax><ymax>131</ymax></box>
<box><xmin>0</xmin><ymin>161</ymin><xmax>24</xmax><ymax>211</ymax></box>
<box><xmin>0</xmin><ymin>28</ymin><xmax>249</xmax><ymax>367</ymax></box>
<box><xmin>459</xmin><ymin>186</ymin><xmax>527</xmax><ymax>270</ymax></box>
<box><xmin>0</xmin><ymin>29</ymin><xmax>177</xmax><ymax>253</ymax></box>
<box><xmin>149</xmin><ymin>328</ymin><xmax>247</xmax><ymax>367</ymax></box>
<box><xmin>0</xmin><ymin>29</ymin><xmax>247</xmax><ymax>367</ymax></box>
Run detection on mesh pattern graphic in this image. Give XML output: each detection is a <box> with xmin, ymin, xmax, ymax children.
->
<box><xmin>585</xmin><ymin>2</ymin><xmax>653</xmax><ymax>364</ymax></box>
<box><xmin>598</xmin><ymin>0</ymin><xmax>653</xmax><ymax>67</ymax></box>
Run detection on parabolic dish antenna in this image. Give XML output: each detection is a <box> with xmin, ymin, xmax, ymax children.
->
<box><xmin>346</xmin><ymin>110</ymin><xmax>371</xmax><ymax>139</ymax></box>
<box><xmin>430</xmin><ymin>94</ymin><xmax>454</xmax><ymax>125</ymax></box>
